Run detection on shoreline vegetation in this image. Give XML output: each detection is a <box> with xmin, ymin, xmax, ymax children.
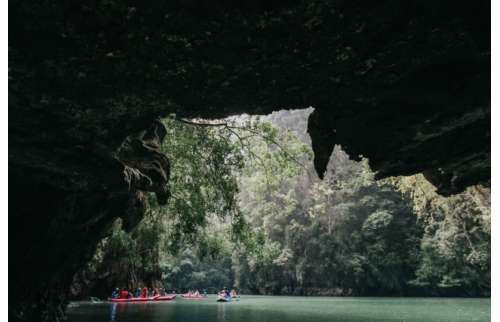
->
<box><xmin>70</xmin><ymin>110</ymin><xmax>490</xmax><ymax>301</ymax></box>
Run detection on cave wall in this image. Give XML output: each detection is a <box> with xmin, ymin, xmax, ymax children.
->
<box><xmin>9</xmin><ymin>0</ymin><xmax>490</xmax><ymax>321</ymax></box>
<box><xmin>9</xmin><ymin>120</ymin><xmax>168</xmax><ymax>321</ymax></box>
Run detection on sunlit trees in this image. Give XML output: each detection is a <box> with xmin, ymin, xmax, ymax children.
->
<box><xmin>73</xmin><ymin>111</ymin><xmax>490</xmax><ymax>298</ymax></box>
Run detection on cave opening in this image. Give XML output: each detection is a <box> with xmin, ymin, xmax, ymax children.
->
<box><xmin>8</xmin><ymin>1</ymin><xmax>490</xmax><ymax>321</ymax></box>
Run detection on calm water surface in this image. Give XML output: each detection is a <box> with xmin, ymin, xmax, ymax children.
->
<box><xmin>66</xmin><ymin>295</ymin><xmax>490</xmax><ymax>322</ymax></box>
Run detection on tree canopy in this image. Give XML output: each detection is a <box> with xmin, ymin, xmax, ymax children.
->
<box><xmin>71</xmin><ymin>110</ymin><xmax>490</xmax><ymax>298</ymax></box>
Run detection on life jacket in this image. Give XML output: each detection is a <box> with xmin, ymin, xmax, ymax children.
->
<box><xmin>119</xmin><ymin>290</ymin><xmax>129</xmax><ymax>299</ymax></box>
<box><xmin>141</xmin><ymin>288</ymin><xmax>148</xmax><ymax>298</ymax></box>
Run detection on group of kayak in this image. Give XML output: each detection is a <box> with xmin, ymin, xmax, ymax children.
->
<box><xmin>110</xmin><ymin>287</ymin><xmax>176</xmax><ymax>302</ymax></box>
<box><xmin>109</xmin><ymin>287</ymin><xmax>239</xmax><ymax>303</ymax></box>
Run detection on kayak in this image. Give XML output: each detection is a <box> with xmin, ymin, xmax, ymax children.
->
<box><xmin>217</xmin><ymin>294</ymin><xmax>240</xmax><ymax>302</ymax></box>
<box><xmin>155</xmin><ymin>295</ymin><xmax>177</xmax><ymax>301</ymax></box>
<box><xmin>110</xmin><ymin>294</ymin><xmax>176</xmax><ymax>302</ymax></box>
<box><xmin>216</xmin><ymin>295</ymin><xmax>231</xmax><ymax>302</ymax></box>
<box><xmin>181</xmin><ymin>294</ymin><xmax>206</xmax><ymax>300</ymax></box>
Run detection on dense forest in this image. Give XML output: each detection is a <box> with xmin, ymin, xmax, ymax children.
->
<box><xmin>70</xmin><ymin>109</ymin><xmax>490</xmax><ymax>299</ymax></box>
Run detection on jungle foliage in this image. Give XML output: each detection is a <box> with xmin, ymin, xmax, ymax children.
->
<box><xmin>74</xmin><ymin>110</ymin><xmax>490</xmax><ymax>298</ymax></box>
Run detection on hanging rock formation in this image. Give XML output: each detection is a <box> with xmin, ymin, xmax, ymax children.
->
<box><xmin>9</xmin><ymin>0</ymin><xmax>489</xmax><ymax>321</ymax></box>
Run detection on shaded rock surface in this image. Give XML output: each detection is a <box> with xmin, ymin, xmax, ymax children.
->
<box><xmin>9</xmin><ymin>0</ymin><xmax>489</xmax><ymax>321</ymax></box>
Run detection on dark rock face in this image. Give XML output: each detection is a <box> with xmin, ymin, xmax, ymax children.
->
<box><xmin>9</xmin><ymin>0</ymin><xmax>489</xmax><ymax>320</ymax></box>
<box><xmin>9</xmin><ymin>120</ymin><xmax>169</xmax><ymax>321</ymax></box>
<box><xmin>308</xmin><ymin>92</ymin><xmax>490</xmax><ymax>195</ymax></box>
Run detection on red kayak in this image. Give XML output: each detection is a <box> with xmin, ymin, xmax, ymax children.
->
<box><xmin>181</xmin><ymin>294</ymin><xmax>206</xmax><ymax>300</ymax></box>
<box><xmin>110</xmin><ymin>294</ymin><xmax>176</xmax><ymax>302</ymax></box>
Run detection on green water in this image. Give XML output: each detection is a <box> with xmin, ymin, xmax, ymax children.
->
<box><xmin>66</xmin><ymin>295</ymin><xmax>490</xmax><ymax>322</ymax></box>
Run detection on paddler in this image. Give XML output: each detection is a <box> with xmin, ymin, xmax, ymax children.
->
<box><xmin>119</xmin><ymin>288</ymin><xmax>129</xmax><ymax>299</ymax></box>
<box><xmin>141</xmin><ymin>286</ymin><xmax>148</xmax><ymax>298</ymax></box>
<box><xmin>111</xmin><ymin>288</ymin><xmax>119</xmax><ymax>299</ymax></box>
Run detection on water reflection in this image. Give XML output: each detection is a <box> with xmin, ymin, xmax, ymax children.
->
<box><xmin>110</xmin><ymin>303</ymin><xmax>117</xmax><ymax>322</ymax></box>
<box><xmin>65</xmin><ymin>296</ymin><xmax>490</xmax><ymax>322</ymax></box>
<box><xmin>216</xmin><ymin>301</ymin><xmax>227</xmax><ymax>322</ymax></box>
<box><xmin>138</xmin><ymin>302</ymin><xmax>147</xmax><ymax>313</ymax></box>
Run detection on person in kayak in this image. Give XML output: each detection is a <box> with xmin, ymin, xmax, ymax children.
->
<box><xmin>219</xmin><ymin>287</ymin><xmax>230</xmax><ymax>297</ymax></box>
<box><xmin>134</xmin><ymin>288</ymin><xmax>141</xmax><ymax>298</ymax></box>
<box><xmin>141</xmin><ymin>286</ymin><xmax>148</xmax><ymax>298</ymax></box>
<box><xmin>111</xmin><ymin>288</ymin><xmax>119</xmax><ymax>299</ymax></box>
<box><xmin>119</xmin><ymin>289</ymin><xmax>129</xmax><ymax>299</ymax></box>
<box><xmin>230</xmin><ymin>289</ymin><xmax>238</xmax><ymax>297</ymax></box>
